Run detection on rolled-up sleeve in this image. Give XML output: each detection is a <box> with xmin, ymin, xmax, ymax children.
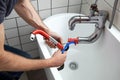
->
<box><xmin>0</xmin><ymin>0</ymin><xmax>6</xmax><ymax>24</ymax></box>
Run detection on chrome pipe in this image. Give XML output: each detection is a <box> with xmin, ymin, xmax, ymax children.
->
<box><xmin>68</xmin><ymin>10</ymin><xmax>108</xmax><ymax>44</ymax></box>
<box><xmin>77</xmin><ymin>27</ymin><xmax>102</xmax><ymax>44</ymax></box>
<box><xmin>109</xmin><ymin>0</ymin><xmax>118</xmax><ymax>29</ymax></box>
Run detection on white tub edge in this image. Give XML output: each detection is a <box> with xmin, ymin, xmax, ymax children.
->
<box><xmin>106</xmin><ymin>21</ymin><xmax>120</xmax><ymax>42</ymax></box>
<box><xmin>36</xmin><ymin>35</ymin><xmax>63</xmax><ymax>80</ymax></box>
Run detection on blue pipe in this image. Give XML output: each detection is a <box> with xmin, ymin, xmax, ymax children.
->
<box><xmin>61</xmin><ymin>41</ymin><xmax>76</xmax><ymax>53</ymax></box>
<box><xmin>58</xmin><ymin>41</ymin><xmax>76</xmax><ymax>71</ymax></box>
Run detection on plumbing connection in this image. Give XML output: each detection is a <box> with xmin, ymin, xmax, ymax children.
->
<box><xmin>30</xmin><ymin>30</ymin><xmax>79</xmax><ymax>71</ymax></box>
<box><xmin>61</xmin><ymin>37</ymin><xmax>79</xmax><ymax>53</ymax></box>
<box><xmin>30</xmin><ymin>29</ymin><xmax>78</xmax><ymax>53</ymax></box>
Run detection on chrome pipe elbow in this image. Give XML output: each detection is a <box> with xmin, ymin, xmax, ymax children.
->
<box><xmin>68</xmin><ymin>15</ymin><xmax>90</xmax><ymax>30</ymax></box>
<box><xmin>77</xmin><ymin>27</ymin><xmax>102</xmax><ymax>44</ymax></box>
<box><xmin>68</xmin><ymin>10</ymin><xmax>108</xmax><ymax>44</ymax></box>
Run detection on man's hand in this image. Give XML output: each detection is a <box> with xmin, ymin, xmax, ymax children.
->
<box><xmin>45</xmin><ymin>30</ymin><xmax>63</xmax><ymax>48</ymax></box>
<box><xmin>49</xmin><ymin>50</ymin><xmax>67</xmax><ymax>67</ymax></box>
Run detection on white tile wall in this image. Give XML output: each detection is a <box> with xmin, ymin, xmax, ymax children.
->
<box><xmin>118</xmin><ymin>1</ymin><xmax>120</xmax><ymax>11</ymax></box>
<box><xmin>69</xmin><ymin>0</ymin><xmax>82</xmax><ymax>5</ymax></box>
<box><xmin>7</xmin><ymin>37</ymin><xmax>20</xmax><ymax>46</ymax></box>
<box><xmin>87</xmin><ymin>0</ymin><xmax>120</xmax><ymax>30</ymax></box>
<box><xmin>19</xmin><ymin>25</ymin><xmax>35</xmax><ymax>36</ymax></box>
<box><xmin>81</xmin><ymin>3</ymin><xmax>90</xmax><ymax>15</ymax></box>
<box><xmin>87</xmin><ymin>0</ymin><xmax>94</xmax><ymax>5</ymax></box>
<box><xmin>22</xmin><ymin>41</ymin><xmax>38</xmax><ymax>52</ymax></box>
<box><xmin>113</xmin><ymin>10</ymin><xmax>120</xmax><ymax>30</ymax></box>
<box><xmin>82</xmin><ymin>0</ymin><xmax>88</xmax><ymax>4</ymax></box>
<box><xmin>52</xmin><ymin>7</ymin><xmax>68</xmax><ymax>15</ymax></box>
<box><xmin>39</xmin><ymin>10</ymin><xmax>51</xmax><ymax>19</ymax></box>
<box><xmin>38</xmin><ymin>0</ymin><xmax>51</xmax><ymax>10</ymax></box>
<box><xmin>104</xmin><ymin>0</ymin><xmax>115</xmax><ymax>7</ymax></box>
<box><xmin>68</xmin><ymin>5</ymin><xmax>81</xmax><ymax>13</ymax></box>
<box><xmin>5</xmin><ymin>28</ymin><xmax>18</xmax><ymax>38</ymax></box>
<box><xmin>28</xmin><ymin>49</ymin><xmax>39</xmax><ymax>58</ymax></box>
<box><xmin>31</xmin><ymin>0</ymin><xmax>38</xmax><ymax>10</ymax></box>
<box><xmin>4</xmin><ymin>19</ymin><xmax>17</xmax><ymax>29</ymax></box>
<box><xmin>103</xmin><ymin>0</ymin><xmax>120</xmax><ymax>18</ymax></box>
<box><xmin>20</xmin><ymin>35</ymin><xmax>32</xmax><ymax>44</ymax></box>
<box><xmin>52</xmin><ymin>0</ymin><xmax>68</xmax><ymax>8</ymax></box>
<box><xmin>17</xmin><ymin>18</ymin><xmax>28</xmax><ymax>26</ymax></box>
<box><xmin>13</xmin><ymin>45</ymin><xmax>22</xmax><ymax>50</ymax></box>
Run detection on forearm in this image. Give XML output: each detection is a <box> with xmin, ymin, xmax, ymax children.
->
<box><xmin>0</xmin><ymin>24</ymin><xmax>65</xmax><ymax>71</ymax></box>
<box><xmin>0</xmin><ymin>24</ymin><xmax>50</xmax><ymax>71</ymax></box>
<box><xmin>0</xmin><ymin>50</ymin><xmax>52</xmax><ymax>71</ymax></box>
<box><xmin>14</xmin><ymin>0</ymin><xmax>49</xmax><ymax>33</ymax></box>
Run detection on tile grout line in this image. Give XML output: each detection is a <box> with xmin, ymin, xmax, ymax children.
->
<box><xmin>15</xmin><ymin>17</ymin><xmax>23</xmax><ymax>50</ymax></box>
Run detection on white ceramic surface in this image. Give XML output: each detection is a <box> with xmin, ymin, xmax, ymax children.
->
<box><xmin>36</xmin><ymin>13</ymin><xmax>120</xmax><ymax>80</ymax></box>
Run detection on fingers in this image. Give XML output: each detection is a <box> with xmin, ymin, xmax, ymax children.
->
<box><xmin>62</xmin><ymin>51</ymin><xmax>67</xmax><ymax>55</ymax></box>
<box><xmin>55</xmin><ymin>49</ymin><xmax>67</xmax><ymax>55</ymax></box>
<box><xmin>45</xmin><ymin>39</ymin><xmax>56</xmax><ymax>48</ymax></box>
<box><xmin>53</xmin><ymin>49</ymin><xmax>61</xmax><ymax>55</ymax></box>
<box><xmin>55</xmin><ymin>36</ymin><xmax>63</xmax><ymax>44</ymax></box>
<box><xmin>43</xmin><ymin>30</ymin><xmax>64</xmax><ymax>49</ymax></box>
<box><xmin>49</xmin><ymin>31</ymin><xmax>63</xmax><ymax>44</ymax></box>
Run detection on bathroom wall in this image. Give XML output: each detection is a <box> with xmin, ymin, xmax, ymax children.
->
<box><xmin>4</xmin><ymin>0</ymin><xmax>88</xmax><ymax>58</ymax></box>
<box><xmin>84</xmin><ymin>0</ymin><xmax>120</xmax><ymax>30</ymax></box>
